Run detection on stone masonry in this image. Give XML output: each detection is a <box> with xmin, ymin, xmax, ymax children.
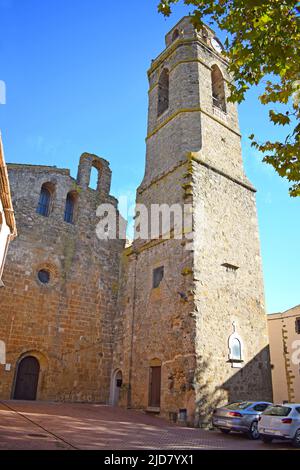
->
<box><xmin>0</xmin><ymin>17</ymin><xmax>272</xmax><ymax>426</ymax></box>
<box><xmin>0</xmin><ymin>154</ymin><xmax>124</xmax><ymax>401</ymax></box>
<box><xmin>111</xmin><ymin>17</ymin><xmax>272</xmax><ymax>426</ymax></box>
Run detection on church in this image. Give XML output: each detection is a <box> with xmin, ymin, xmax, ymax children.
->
<box><xmin>0</xmin><ymin>17</ymin><xmax>272</xmax><ymax>427</ymax></box>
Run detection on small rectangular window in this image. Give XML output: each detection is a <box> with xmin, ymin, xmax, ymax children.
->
<box><xmin>153</xmin><ymin>266</ymin><xmax>164</xmax><ymax>288</ymax></box>
<box><xmin>296</xmin><ymin>318</ymin><xmax>300</xmax><ymax>334</ymax></box>
<box><xmin>222</xmin><ymin>263</ymin><xmax>239</xmax><ymax>273</ymax></box>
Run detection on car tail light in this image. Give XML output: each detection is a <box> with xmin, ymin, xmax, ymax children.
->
<box><xmin>281</xmin><ymin>418</ymin><xmax>293</xmax><ymax>424</ymax></box>
<box><xmin>229</xmin><ymin>412</ymin><xmax>242</xmax><ymax>417</ymax></box>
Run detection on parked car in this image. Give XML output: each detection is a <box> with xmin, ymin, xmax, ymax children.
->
<box><xmin>258</xmin><ymin>403</ymin><xmax>300</xmax><ymax>448</ymax></box>
<box><xmin>212</xmin><ymin>401</ymin><xmax>272</xmax><ymax>439</ymax></box>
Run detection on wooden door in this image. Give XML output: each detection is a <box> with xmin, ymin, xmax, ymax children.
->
<box><xmin>149</xmin><ymin>366</ymin><xmax>161</xmax><ymax>407</ymax></box>
<box><xmin>14</xmin><ymin>356</ymin><xmax>40</xmax><ymax>400</ymax></box>
<box><xmin>113</xmin><ymin>371</ymin><xmax>122</xmax><ymax>406</ymax></box>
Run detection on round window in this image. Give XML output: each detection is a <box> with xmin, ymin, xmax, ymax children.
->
<box><xmin>38</xmin><ymin>269</ymin><xmax>50</xmax><ymax>284</ymax></box>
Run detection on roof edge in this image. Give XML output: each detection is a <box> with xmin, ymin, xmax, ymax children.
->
<box><xmin>0</xmin><ymin>133</ymin><xmax>17</xmax><ymax>238</ymax></box>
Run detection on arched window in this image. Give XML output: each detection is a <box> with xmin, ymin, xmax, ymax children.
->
<box><xmin>89</xmin><ymin>166</ymin><xmax>99</xmax><ymax>190</ymax></box>
<box><xmin>231</xmin><ymin>338</ymin><xmax>242</xmax><ymax>361</ymax></box>
<box><xmin>172</xmin><ymin>29</ymin><xmax>180</xmax><ymax>42</ymax></box>
<box><xmin>64</xmin><ymin>192</ymin><xmax>77</xmax><ymax>224</ymax></box>
<box><xmin>211</xmin><ymin>64</ymin><xmax>226</xmax><ymax>113</ymax></box>
<box><xmin>36</xmin><ymin>183</ymin><xmax>53</xmax><ymax>217</ymax></box>
<box><xmin>157</xmin><ymin>68</ymin><xmax>169</xmax><ymax>117</ymax></box>
<box><xmin>228</xmin><ymin>322</ymin><xmax>243</xmax><ymax>367</ymax></box>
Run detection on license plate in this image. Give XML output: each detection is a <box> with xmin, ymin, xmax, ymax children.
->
<box><xmin>216</xmin><ymin>419</ymin><xmax>227</xmax><ymax>426</ymax></box>
<box><xmin>264</xmin><ymin>429</ymin><xmax>281</xmax><ymax>436</ymax></box>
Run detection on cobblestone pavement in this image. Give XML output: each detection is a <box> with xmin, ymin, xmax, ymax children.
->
<box><xmin>0</xmin><ymin>401</ymin><xmax>293</xmax><ymax>450</ymax></box>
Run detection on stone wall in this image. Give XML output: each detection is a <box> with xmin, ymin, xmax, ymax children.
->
<box><xmin>112</xmin><ymin>16</ymin><xmax>272</xmax><ymax>426</ymax></box>
<box><xmin>0</xmin><ymin>154</ymin><xmax>124</xmax><ymax>401</ymax></box>
<box><xmin>192</xmin><ymin>158</ymin><xmax>273</xmax><ymax>424</ymax></box>
<box><xmin>111</xmin><ymin>237</ymin><xmax>196</xmax><ymax>423</ymax></box>
<box><xmin>0</xmin><ymin>17</ymin><xmax>273</xmax><ymax>426</ymax></box>
<box><xmin>143</xmin><ymin>16</ymin><xmax>244</xmax><ymax>188</ymax></box>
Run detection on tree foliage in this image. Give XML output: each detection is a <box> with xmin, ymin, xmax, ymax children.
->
<box><xmin>158</xmin><ymin>0</ymin><xmax>300</xmax><ymax>196</ymax></box>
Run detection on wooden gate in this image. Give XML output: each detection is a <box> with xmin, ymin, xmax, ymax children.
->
<box><xmin>13</xmin><ymin>356</ymin><xmax>40</xmax><ymax>400</ymax></box>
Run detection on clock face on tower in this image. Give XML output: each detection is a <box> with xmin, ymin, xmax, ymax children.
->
<box><xmin>211</xmin><ymin>37</ymin><xmax>223</xmax><ymax>54</ymax></box>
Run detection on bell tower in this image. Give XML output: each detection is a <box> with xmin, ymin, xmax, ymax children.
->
<box><xmin>141</xmin><ymin>16</ymin><xmax>245</xmax><ymax>195</ymax></box>
<box><xmin>113</xmin><ymin>17</ymin><xmax>272</xmax><ymax>426</ymax></box>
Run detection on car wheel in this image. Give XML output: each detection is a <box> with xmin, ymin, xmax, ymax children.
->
<box><xmin>292</xmin><ymin>429</ymin><xmax>300</xmax><ymax>448</ymax></box>
<box><xmin>220</xmin><ymin>428</ymin><xmax>231</xmax><ymax>434</ymax></box>
<box><xmin>262</xmin><ymin>436</ymin><xmax>273</xmax><ymax>444</ymax></box>
<box><xmin>248</xmin><ymin>420</ymin><xmax>260</xmax><ymax>440</ymax></box>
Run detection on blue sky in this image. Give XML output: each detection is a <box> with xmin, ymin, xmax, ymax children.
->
<box><xmin>0</xmin><ymin>0</ymin><xmax>299</xmax><ymax>314</ymax></box>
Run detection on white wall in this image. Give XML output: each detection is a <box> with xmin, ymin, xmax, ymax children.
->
<box><xmin>0</xmin><ymin>197</ymin><xmax>10</xmax><ymax>279</ymax></box>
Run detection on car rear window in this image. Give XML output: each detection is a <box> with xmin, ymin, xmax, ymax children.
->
<box><xmin>224</xmin><ymin>402</ymin><xmax>253</xmax><ymax>410</ymax></box>
<box><xmin>263</xmin><ymin>405</ymin><xmax>292</xmax><ymax>417</ymax></box>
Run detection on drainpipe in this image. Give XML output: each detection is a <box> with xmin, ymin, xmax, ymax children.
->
<box><xmin>127</xmin><ymin>250</ymin><xmax>138</xmax><ymax>408</ymax></box>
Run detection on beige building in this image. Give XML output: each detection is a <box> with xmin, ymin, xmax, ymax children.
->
<box><xmin>0</xmin><ymin>133</ymin><xmax>16</xmax><ymax>287</ymax></box>
<box><xmin>268</xmin><ymin>306</ymin><xmax>300</xmax><ymax>403</ymax></box>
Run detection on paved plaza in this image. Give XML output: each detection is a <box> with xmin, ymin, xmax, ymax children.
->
<box><xmin>0</xmin><ymin>401</ymin><xmax>293</xmax><ymax>451</ymax></box>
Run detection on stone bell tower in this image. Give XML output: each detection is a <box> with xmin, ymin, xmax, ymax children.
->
<box><xmin>142</xmin><ymin>16</ymin><xmax>244</xmax><ymax>193</ymax></box>
<box><xmin>112</xmin><ymin>17</ymin><xmax>272</xmax><ymax>426</ymax></box>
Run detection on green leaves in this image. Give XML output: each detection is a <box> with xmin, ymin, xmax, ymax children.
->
<box><xmin>269</xmin><ymin>111</ymin><xmax>291</xmax><ymax>126</ymax></box>
<box><xmin>157</xmin><ymin>0</ymin><xmax>300</xmax><ymax>196</ymax></box>
<box><xmin>157</xmin><ymin>2</ymin><xmax>172</xmax><ymax>16</ymax></box>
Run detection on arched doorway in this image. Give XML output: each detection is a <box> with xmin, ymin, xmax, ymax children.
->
<box><xmin>110</xmin><ymin>369</ymin><xmax>123</xmax><ymax>406</ymax></box>
<box><xmin>13</xmin><ymin>356</ymin><xmax>40</xmax><ymax>400</ymax></box>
